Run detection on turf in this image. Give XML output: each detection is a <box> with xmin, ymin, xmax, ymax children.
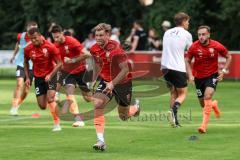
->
<box><xmin>0</xmin><ymin>79</ymin><xmax>239</xmax><ymax>160</ymax></box>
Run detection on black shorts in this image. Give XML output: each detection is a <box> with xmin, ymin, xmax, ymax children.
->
<box><xmin>194</xmin><ymin>73</ymin><xmax>218</xmax><ymax>98</ymax></box>
<box><xmin>95</xmin><ymin>79</ymin><xmax>132</xmax><ymax>107</ymax></box>
<box><xmin>162</xmin><ymin>69</ymin><xmax>187</xmax><ymax>88</ymax></box>
<box><xmin>34</xmin><ymin>75</ymin><xmax>57</xmax><ymax>97</ymax></box>
<box><xmin>63</xmin><ymin>71</ymin><xmax>90</xmax><ymax>92</ymax></box>
<box><xmin>57</xmin><ymin>70</ymin><xmax>67</xmax><ymax>86</ymax></box>
<box><xmin>16</xmin><ymin>65</ymin><xmax>33</xmax><ymax>85</ymax></box>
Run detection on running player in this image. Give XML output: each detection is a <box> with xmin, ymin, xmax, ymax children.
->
<box><xmin>186</xmin><ymin>25</ymin><xmax>232</xmax><ymax>133</ymax></box>
<box><xmin>161</xmin><ymin>12</ymin><xmax>192</xmax><ymax>127</ymax></box>
<box><xmin>9</xmin><ymin>21</ymin><xmax>38</xmax><ymax>115</ymax></box>
<box><xmin>90</xmin><ymin>23</ymin><xmax>140</xmax><ymax>151</ymax></box>
<box><xmin>24</xmin><ymin>27</ymin><xmax>62</xmax><ymax>131</ymax></box>
<box><xmin>50</xmin><ymin>24</ymin><xmax>92</xmax><ymax>127</ymax></box>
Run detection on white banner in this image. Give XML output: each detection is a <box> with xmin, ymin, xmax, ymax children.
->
<box><xmin>0</xmin><ymin>50</ymin><xmax>15</xmax><ymax>68</ymax></box>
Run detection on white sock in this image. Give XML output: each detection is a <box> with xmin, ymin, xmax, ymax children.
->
<box><xmin>97</xmin><ymin>133</ymin><xmax>104</xmax><ymax>142</ymax></box>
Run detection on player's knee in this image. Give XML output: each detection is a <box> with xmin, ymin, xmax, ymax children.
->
<box><xmin>47</xmin><ymin>97</ymin><xmax>55</xmax><ymax>104</ymax></box>
<box><xmin>83</xmin><ymin>95</ymin><xmax>92</xmax><ymax>102</ymax></box>
<box><xmin>39</xmin><ymin>104</ymin><xmax>47</xmax><ymax>110</ymax></box>
<box><xmin>93</xmin><ymin>99</ymin><xmax>105</xmax><ymax>109</ymax></box>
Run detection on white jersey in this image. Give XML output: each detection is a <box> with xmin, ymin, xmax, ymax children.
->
<box><xmin>161</xmin><ymin>27</ymin><xmax>192</xmax><ymax>72</ymax></box>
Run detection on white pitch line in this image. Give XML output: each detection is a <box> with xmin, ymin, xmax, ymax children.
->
<box><xmin>0</xmin><ymin>116</ymin><xmax>34</xmax><ymax>122</ymax></box>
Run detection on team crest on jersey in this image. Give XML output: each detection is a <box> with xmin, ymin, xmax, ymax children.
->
<box><xmin>42</xmin><ymin>48</ymin><xmax>49</xmax><ymax>57</ymax></box>
<box><xmin>64</xmin><ymin>45</ymin><xmax>69</xmax><ymax>53</ymax></box>
<box><xmin>209</xmin><ymin>48</ymin><xmax>214</xmax><ymax>53</ymax></box>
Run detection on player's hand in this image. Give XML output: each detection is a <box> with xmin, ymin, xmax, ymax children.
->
<box><xmin>45</xmin><ymin>74</ymin><xmax>52</xmax><ymax>82</ymax></box>
<box><xmin>217</xmin><ymin>70</ymin><xmax>224</xmax><ymax>81</ymax></box>
<box><xmin>64</xmin><ymin>57</ymin><xmax>72</xmax><ymax>64</ymax></box>
<box><xmin>10</xmin><ymin>56</ymin><xmax>15</xmax><ymax>63</ymax></box>
<box><xmin>25</xmin><ymin>78</ymin><xmax>30</xmax><ymax>88</ymax></box>
<box><xmin>188</xmin><ymin>74</ymin><xmax>195</xmax><ymax>85</ymax></box>
<box><xmin>103</xmin><ymin>81</ymin><xmax>114</xmax><ymax>94</ymax></box>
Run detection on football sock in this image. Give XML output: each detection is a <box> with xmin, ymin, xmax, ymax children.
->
<box><xmin>200</xmin><ymin>99</ymin><xmax>212</xmax><ymax>130</ymax></box>
<box><xmin>48</xmin><ymin>102</ymin><xmax>60</xmax><ymax>125</ymax></box>
<box><xmin>12</xmin><ymin>98</ymin><xmax>19</xmax><ymax>108</ymax></box>
<box><xmin>94</xmin><ymin>108</ymin><xmax>105</xmax><ymax>141</ymax></box>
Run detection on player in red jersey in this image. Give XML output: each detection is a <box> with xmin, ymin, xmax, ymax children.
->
<box><xmin>9</xmin><ymin>21</ymin><xmax>38</xmax><ymax>116</ymax></box>
<box><xmin>24</xmin><ymin>27</ymin><xmax>62</xmax><ymax>131</ymax></box>
<box><xmin>89</xmin><ymin>23</ymin><xmax>140</xmax><ymax>151</ymax></box>
<box><xmin>50</xmin><ymin>24</ymin><xmax>92</xmax><ymax>127</ymax></box>
<box><xmin>186</xmin><ymin>25</ymin><xmax>232</xmax><ymax>133</ymax></box>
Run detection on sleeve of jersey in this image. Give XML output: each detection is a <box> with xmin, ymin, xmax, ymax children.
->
<box><xmin>17</xmin><ymin>33</ymin><xmax>21</xmax><ymax>42</ymax></box>
<box><xmin>186</xmin><ymin>45</ymin><xmax>194</xmax><ymax>59</ymax></box>
<box><xmin>217</xmin><ymin>43</ymin><xmax>228</xmax><ymax>57</ymax></box>
<box><xmin>111</xmin><ymin>51</ymin><xmax>128</xmax><ymax>65</ymax></box>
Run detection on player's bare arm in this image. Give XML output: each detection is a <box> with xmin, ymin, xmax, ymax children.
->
<box><xmin>24</xmin><ymin>56</ymin><xmax>30</xmax><ymax>87</ymax></box>
<box><xmin>10</xmin><ymin>42</ymin><xmax>20</xmax><ymax>63</ymax></box>
<box><xmin>218</xmin><ymin>53</ymin><xmax>232</xmax><ymax>81</ymax></box>
<box><xmin>45</xmin><ymin>59</ymin><xmax>62</xmax><ymax>82</ymax></box>
<box><xmin>64</xmin><ymin>48</ymin><xmax>92</xmax><ymax>64</ymax></box>
<box><xmin>103</xmin><ymin>60</ymin><xmax>129</xmax><ymax>94</ymax></box>
<box><xmin>185</xmin><ymin>57</ymin><xmax>194</xmax><ymax>83</ymax></box>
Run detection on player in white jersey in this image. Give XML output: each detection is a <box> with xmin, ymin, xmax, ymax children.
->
<box><xmin>161</xmin><ymin>12</ymin><xmax>192</xmax><ymax>127</ymax></box>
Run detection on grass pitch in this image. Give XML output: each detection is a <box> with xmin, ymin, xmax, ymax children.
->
<box><xmin>0</xmin><ymin>79</ymin><xmax>239</xmax><ymax>160</ymax></box>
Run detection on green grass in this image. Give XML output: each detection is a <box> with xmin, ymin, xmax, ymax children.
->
<box><xmin>0</xmin><ymin>79</ymin><xmax>240</xmax><ymax>160</ymax></box>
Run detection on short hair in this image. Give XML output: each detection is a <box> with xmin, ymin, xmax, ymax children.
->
<box><xmin>27</xmin><ymin>27</ymin><xmax>41</xmax><ymax>36</ymax></box>
<box><xmin>26</xmin><ymin>21</ymin><xmax>38</xmax><ymax>31</ymax></box>
<box><xmin>51</xmin><ymin>25</ymin><xmax>63</xmax><ymax>33</ymax></box>
<box><xmin>198</xmin><ymin>25</ymin><xmax>211</xmax><ymax>33</ymax></box>
<box><xmin>174</xmin><ymin>12</ymin><xmax>190</xmax><ymax>26</ymax></box>
<box><xmin>94</xmin><ymin>23</ymin><xmax>111</xmax><ymax>34</ymax></box>
<box><xmin>134</xmin><ymin>20</ymin><xmax>143</xmax><ymax>26</ymax></box>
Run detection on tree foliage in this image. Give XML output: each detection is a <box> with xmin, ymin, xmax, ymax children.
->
<box><xmin>0</xmin><ymin>0</ymin><xmax>239</xmax><ymax>49</ymax></box>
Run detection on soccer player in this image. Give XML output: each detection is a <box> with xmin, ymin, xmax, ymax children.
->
<box><xmin>24</xmin><ymin>27</ymin><xmax>62</xmax><ymax>131</ymax></box>
<box><xmin>186</xmin><ymin>25</ymin><xmax>232</xmax><ymax>133</ymax></box>
<box><xmin>9</xmin><ymin>21</ymin><xmax>38</xmax><ymax>115</ymax></box>
<box><xmin>50</xmin><ymin>24</ymin><xmax>92</xmax><ymax>127</ymax></box>
<box><xmin>90</xmin><ymin>23</ymin><xmax>140</xmax><ymax>151</ymax></box>
<box><xmin>161</xmin><ymin>12</ymin><xmax>193</xmax><ymax>127</ymax></box>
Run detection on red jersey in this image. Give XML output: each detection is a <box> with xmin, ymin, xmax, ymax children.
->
<box><xmin>90</xmin><ymin>40</ymin><xmax>132</xmax><ymax>83</ymax></box>
<box><xmin>187</xmin><ymin>39</ymin><xmax>228</xmax><ymax>78</ymax></box>
<box><xmin>24</xmin><ymin>39</ymin><xmax>61</xmax><ymax>77</ymax></box>
<box><xmin>17</xmin><ymin>33</ymin><xmax>30</xmax><ymax>42</ymax></box>
<box><xmin>54</xmin><ymin>36</ymin><xmax>85</xmax><ymax>74</ymax></box>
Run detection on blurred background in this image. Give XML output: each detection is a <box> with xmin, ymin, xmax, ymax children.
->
<box><xmin>0</xmin><ymin>0</ymin><xmax>239</xmax><ymax>49</ymax></box>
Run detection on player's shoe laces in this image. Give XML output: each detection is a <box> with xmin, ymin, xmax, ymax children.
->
<box><xmin>52</xmin><ymin>124</ymin><xmax>61</xmax><ymax>132</ymax></box>
<box><xmin>212</xmin><ymin>100</ymin><xmax>221</xmax><ymax>118</ymax></box>
<box><xmin>72</xmin><ymin>121</ymin><xmax>85</xmax><ymax>127</ymax></box>
<box><xmin>10</xmin><ymin>107</ymin><xmax>18</xmax><ymax>116</ymax></box>
<box><xmin>93</xmin><ymin>140</ymin><xmax>106</xmax><ymax>151</ymax></box>
<box><xmin>133</xmin><ymin>99</ymin><xmax>140</xmax><ymax>117</ymax></box>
